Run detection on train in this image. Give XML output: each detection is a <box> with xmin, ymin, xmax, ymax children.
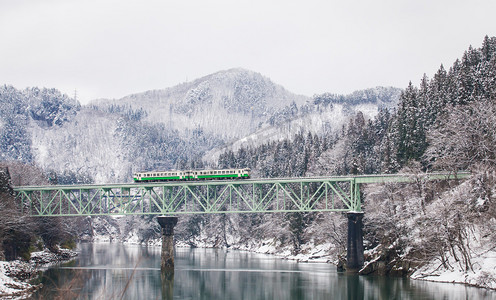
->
<box><xmin>133</xmin><ymin>168</ymin><xmax>251</xmax><ymax>182</ymax></box>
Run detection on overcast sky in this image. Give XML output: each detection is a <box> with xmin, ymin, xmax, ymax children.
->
<box><xmin>1</xmin><ymin>0</ymin><xmax>495</xmax><ymax>104</ymax></box>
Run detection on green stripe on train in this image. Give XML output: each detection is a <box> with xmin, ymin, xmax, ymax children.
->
<box><xmin>134</xmin><ymin>176</ymin><xmax>181</xmax><ymax>181</ymax></box>
<box><xmin>134</xmin><ymin>174</ymin><xmax>249</xmax><ymax>181</ymax></box>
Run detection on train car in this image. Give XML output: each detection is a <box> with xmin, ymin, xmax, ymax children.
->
<box><xmin>133</xmin><ymin>168</ymin><xmax>251</xmax><ymax>182</ymax></box>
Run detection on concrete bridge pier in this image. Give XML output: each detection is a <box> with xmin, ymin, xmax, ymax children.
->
<box><xmin>346</xmin><ymin>212</ymin><xmax>364</xmax><ymax>273</ymax></box>
<box><xmin>157</xmin><ymin>216</ymin><xmax>178</xmax><ymax>271</ymax></box>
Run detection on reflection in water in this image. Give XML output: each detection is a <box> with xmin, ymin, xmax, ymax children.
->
<box><xmin>161</xmin><ymin>270</ymin><xmax>174</xmax><ymax>300</ymax></box>
<box><xmin>32</xmin><ymin>243</ymin><xmax>496</xmax><ymax>299</ymax></box>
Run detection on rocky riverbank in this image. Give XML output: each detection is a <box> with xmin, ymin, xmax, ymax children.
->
<box><xmin>0</xmin><ymin>248</ymin><xmax>77</xmax><ymax>299</ymax></box>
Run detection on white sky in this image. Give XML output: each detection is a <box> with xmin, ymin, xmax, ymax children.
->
<box><xmin>1</xmin><ymin>0</ymin><xmax>495</xmax><ymax>104</ymax></box>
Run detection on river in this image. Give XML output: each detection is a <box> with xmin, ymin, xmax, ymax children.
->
<box><xmin>32</xmin><ymin>243</ymin><xmax>495</xmax><ymax>299</ymax></box>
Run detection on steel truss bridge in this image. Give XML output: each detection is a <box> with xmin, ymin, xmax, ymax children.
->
<box><xmin>13</xmin><ymin>172</ymin><xmax>469</xmax><ymax>217</ymax></box>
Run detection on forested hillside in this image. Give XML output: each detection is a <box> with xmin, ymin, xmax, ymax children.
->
<box><xmin>171</xmin><ymin>36</ymin><xmax>496</xmax><ymax>289</ymax></box>
<box><xmin>0</xmin><ymin>86</ymin><xmax>79</xmax><ymax>163</ymax></box>
<box><xmin>0</xmin><ymin>69</ymin><xmax>399</xmax><ymax>184</ymax></box>
<box><xmin>216</xmin><ymin>36</ymin><xmax>496</xmax><ymax>176</ymax></box>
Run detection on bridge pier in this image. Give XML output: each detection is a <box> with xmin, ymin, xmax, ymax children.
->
<box><xmin>157</xmin><ymin>216</ymin><xmax>178</xmax><ymax>272</ymax></box>
<box><xmin>346</xmin><ymin>212</ymin><xmax>364</xmax><ymax>272</ymax></box>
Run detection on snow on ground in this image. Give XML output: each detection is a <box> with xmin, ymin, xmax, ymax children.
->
<box><xmin>0</xmin><ymin>261</ymin><xmax>37</xmax><ymax>299</ymax></box>
<box><xmin>411</xmin><ymin>228</ymin><xmax>496</xmax><ymax>290</ymax></box>
<box><xmin>0</xmin><ymin>249</ymin><xmax>77</xmax><ymax>299</ymax></box>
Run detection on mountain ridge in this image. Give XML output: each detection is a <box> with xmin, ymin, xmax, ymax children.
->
<box><xmin>91</xmin><ymin>68</ymin><xmax>311</xmax><ymax>140</ymax></box>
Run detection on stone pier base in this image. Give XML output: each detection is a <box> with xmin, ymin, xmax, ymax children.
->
<box><xmin>157</xmin><ymin>216</ymin><xmax>178</xmax><ymax>271</ymax></box>
<box><xmin>346</xmin><ymin>212</ymin><xmax>364</xmax><ymax>273</ymax></box>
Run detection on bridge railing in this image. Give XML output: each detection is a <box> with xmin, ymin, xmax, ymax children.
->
<box><xmin>13</xmin><ymin>172</ymin><xmax>470</xmax><ymax>217</ymax></box>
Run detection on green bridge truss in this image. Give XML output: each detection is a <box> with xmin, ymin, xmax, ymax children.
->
<box><xmin>13</xmin><ymin>173</ymin><xmax>469</xmax><ymax>217</ymax></box>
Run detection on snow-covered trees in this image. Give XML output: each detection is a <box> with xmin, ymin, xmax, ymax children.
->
<box><xmin>356</xmin><ymin>36</ymin><xmax>496</xmax><ymax>280</ymax></box>
<box><xmin>0</xmin><ymin>85</ymin><xmax>79</xmax><ymax>163</ymax></box>
<box><xmin>424</xmin><ymin>99</ymin><xmax>496</xmax><ymax>171</ymax></box>
<box><xmin>212</xmin><ymin>36</ymin><xmax>496</xmax><ymax>278</ymax></box>
<box><xmin>390</xmin><ymin>36</ymin><xmax>496</xmax><ymax>169</ymax></box>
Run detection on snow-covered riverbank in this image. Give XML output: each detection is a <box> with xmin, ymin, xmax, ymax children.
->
<box><xmin>0</xmin><ymin>248</ymin><xmax>77</xmax><ymax>299</ymax></box>
<box><xmin>410</xmin><ymin>234</ymin><xmax>496</xmax><ymax>290</ymax></box>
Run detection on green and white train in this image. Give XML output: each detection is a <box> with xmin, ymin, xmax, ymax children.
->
<box><xmin>133</xmin><ymin>168</ymin><xmax>251</xmax><ymax>182</ymax></box>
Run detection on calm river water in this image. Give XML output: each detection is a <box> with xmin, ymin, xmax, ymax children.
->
<box><xmin>32</xmin><ymin>243</ymin><xmax>495</xmax><ymax>299</ymax></box>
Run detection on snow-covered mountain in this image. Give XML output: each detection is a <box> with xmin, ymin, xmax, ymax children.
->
<box><xmin>92</xmin><ymin>68</ymin><xmax>310</xmax><ymax>140</ymax></box>
<box><xmin>1</xmin><ymin>69</ymin><xmax>401</xmax><ymax>183</ymax></box>
<box><xmin>90</xmin><ymin>69</ymin><xmax>401</xmax><ymax>163</ymax></box>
